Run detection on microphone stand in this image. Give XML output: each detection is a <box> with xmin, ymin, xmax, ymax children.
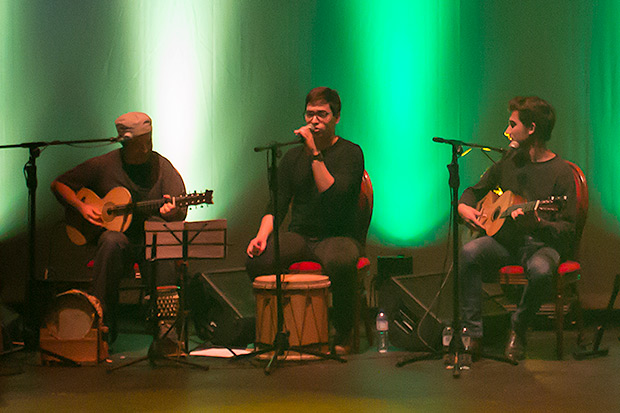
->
<box><xmin>236</xmin><ymin>138</ymin><xmax>345</xmax><ymax>375</ymax></box>
<box><xmin>397</xmin><ymin>138</ymin><xmax>516</xmax><ymax>377</ymax></box>
<box><xmin>0</xmin><ymin>137</ymin><xmax>124</xmax><ymax>351</ymax></box>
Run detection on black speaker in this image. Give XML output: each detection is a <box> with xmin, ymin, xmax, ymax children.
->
<box><xmin>380</xmin><ymin>273</ymin><xmax>510</xmax><ymax>351</ymax></box>
<box><xmin>188</xmin><ymin>268</ymin><xmax>255</xmax><ymax>347</ymax></box>
<box><xmin>380</xmin><ymin>273</ymin><xmax>452</xmax><ymax>352</ymax></box>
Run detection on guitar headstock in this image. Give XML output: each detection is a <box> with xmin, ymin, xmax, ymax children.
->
<box><xmin>177</xmin><ymin>190</ymin><xmax>214</xmax><ymax>208</ymax></box>
<box><xmin>537</xmin><ymin>195</ymin><xmax>567</xmax><ymax>212</ymax></box>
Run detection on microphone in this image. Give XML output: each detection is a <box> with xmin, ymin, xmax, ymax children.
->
<box><xmin>113</xmin><ymin>134</ymin><xmax>131</xmax><ymax>143</ymax></box>
<box><xmin>297</xmin><ymin>123</ymin><xmax>315</xmax><ymax>138</ymax></box>
<box><xmin>253</xmin><ymin>124</ymin><xmax>315</xmax><ymax>152</ymax></box>
<box><xmin>499</xmin><ymin>137</ymin><xmax>521</xmax><ymax>159</ymax></box>
<box><xmin>432</xmin><ymin>137</ymin><xmax>506</xmax><ymax>154</ymax></box>
<box><xmin>432</xmin><ymin>136</ymin><xmax>465</xmax><ymax>146</ymax></box>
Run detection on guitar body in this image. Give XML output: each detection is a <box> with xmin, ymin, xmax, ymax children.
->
<box><xmin>476</xmin><ymin>190</ymin><xmax>526</xmax><ymax>237</ymax></box>
<box><xmin>66</xmin><ymin>187</ymin><xmax>133</xmax><ymax>246</ymax></box>
<box><xmin>65</xmin><ymin>186</ymin><xmax>213</xmax><ymax>245</ymax></box>
<box><xmin>473</xmin><ymin>189</ymin><xmax>565</xmax><ymax>238</ymax></box>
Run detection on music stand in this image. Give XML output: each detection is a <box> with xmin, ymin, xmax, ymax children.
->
<box><xmin>574</xmin><ymin>274</ymin><xmax>620</xmax><ymax>360</ymax></box>
<box><xmin>108</xmin><ymin>219</ymin><xmax>226</xmax><ymax>371</ymax></box>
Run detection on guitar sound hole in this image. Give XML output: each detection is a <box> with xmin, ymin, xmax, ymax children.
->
<box><xmin>493</xmin><ymin>208</ymin><xmax>501</xmax><ymax>220</ymax></box>
<box><xmin>102</xmin><ymin>203</ymin><xmax>116</xmax><ymax>222</ymax></box>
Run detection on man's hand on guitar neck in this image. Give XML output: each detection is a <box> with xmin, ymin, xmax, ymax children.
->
<box><xmin>159</xmin><ymin>194</ymin><xmax>181</xmax><ymax>220</ymax></box>
<box><xmin>458</xmin><ymin>203</ymin><xmax>485</xmax><ymax>231</ymax></box>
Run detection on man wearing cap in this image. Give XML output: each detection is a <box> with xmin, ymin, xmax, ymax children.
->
<box><xmin>51</xmin><ymin>112</ymin><xmax>186</xmax><ymax>342</ymax></box>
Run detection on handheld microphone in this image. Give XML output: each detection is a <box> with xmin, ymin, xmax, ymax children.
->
<box><xmin>296</xmin><ymin>123</ymin><xmax>316</xmax><ymax>141</ymax></box>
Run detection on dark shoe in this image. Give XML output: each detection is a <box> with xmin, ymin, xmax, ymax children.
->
<box><xmin>505</xmin><ymin>330</ymin><xmax>526</xmax><ymax>361</ymax></box>
<box><xmin>469</xmin><ymin>337</ymin><xmax>483</xmax><ymax>361</ymax></box>
<box><xmin>104</xmin><ymin>319</ymin><xmax>118</xmax><ymax>344</ymax></box>
<box><xmin>332</xmin><ymin>344</ymin><xmax>352</xmax><ymax>356</ymax></box>
<box><xmin>103</xmin><ymin>308</ymin><xmax>118</xmax><ymax>344</ymax></box>
<box><xmin>331</xmin><ymin>330</ymin><xmax>352</xmax><ymax>355</ymax></box>
<box><xmin>151</xmin><ymin>337</ymin><xmax>186</xmax><ymax>358</ymax></box>
<box><xmin>460</xmin><ymin>352</ymin><xmax>472</xmax><ymax>369</ymax></box>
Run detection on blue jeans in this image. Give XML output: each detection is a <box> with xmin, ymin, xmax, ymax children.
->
<box><xmin>459</xmin><ymin>235</ymin><xmax>560</xmax><ymax>338</ymax></box>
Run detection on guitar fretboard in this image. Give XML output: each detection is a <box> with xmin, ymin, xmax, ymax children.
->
<box><xmin>499</xmin><ymin>196</ymin><xmax>566</xmax><ymax>219</ymax></box>
<box><xmin>108</xmin><ymin>192</ymin><xmax>213</xmax><ymax>216</ymax></box>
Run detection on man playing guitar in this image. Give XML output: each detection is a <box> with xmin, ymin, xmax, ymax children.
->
<box><xmin>458</xmin><ymin>97</ymin><xmax>577</xmax><ymax>361</ymax></box>
<box><xmin>51</xmin><ymin>112</ymin><xmax>187</xmax><ymax>343</ymax></box>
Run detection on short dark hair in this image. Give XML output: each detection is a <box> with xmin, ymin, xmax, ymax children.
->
<box><xmin>508</xmin><ymin>96</ymin><xmax>556</xmax><ymax>141</ymax></box>
<box><xmin>305</xmin><ymin>87</ymin><xmax>341</xmax><ymax>118</ymax></box>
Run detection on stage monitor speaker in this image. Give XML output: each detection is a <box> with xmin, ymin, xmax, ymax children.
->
<box><xmin>380</xmin><ymin>273</ymin><xmax>452</xmax><ymax>352</ymax></box>
<box><xmin>380</xmin><ymin>273</ymin><xmax>509</xmax><ymax>352</ymax></box>
<box><xmin>188</xmin><ymin>268</ymin><xmax>255</xmax><ymax>347</ymax></box>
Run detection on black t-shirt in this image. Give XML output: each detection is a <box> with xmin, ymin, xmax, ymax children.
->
<box><xmin>267</xmin><ymin>137</ymin><xmax>364</xmax><ymax>243</ymax></box>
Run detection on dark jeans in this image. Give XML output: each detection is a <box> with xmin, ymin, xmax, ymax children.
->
<box><xmin>459</xmin><ymin>235</ymin><xmax>560</xmax><ymax>338</ymax></box>
<box><xmin>91</xmin><ymin>230</ymin><xmax>178</xmax><ymax>317</ymax></box>
<box><xmin>246</xmin><ymin>232</ymin><xmax>361</xmax><ymax>340</ymax></box>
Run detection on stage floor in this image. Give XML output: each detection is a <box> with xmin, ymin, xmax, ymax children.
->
<box><xmin>2</xmin><ymin>322</ymin><xmax>620</xmax><ymax>412</ymax></box>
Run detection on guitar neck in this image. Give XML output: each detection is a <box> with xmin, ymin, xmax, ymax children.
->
<box><xmin>108</xmin><ymin>198</ymin><xmax>167</xmax><ymax>215</ymax></box>
<box><xmin>500</xmin><ymin>200</ymin><xmax>539</xmax><ymax>218</ymax></box>
<box><xmin>108</xmin><ymin>193</ymin><xmax>209</xmax><ymax>215</ymax></box>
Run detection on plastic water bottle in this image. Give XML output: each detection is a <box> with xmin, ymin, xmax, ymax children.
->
<box><xmin>442</xmin><ymin>325</ymin><xmax>453</xmax><ymax>352</ymax></box>
<box><xmin>442</xmin><ymin>325</ymin><xmax>454</xmax><ymax>368</ymax></box>
<box><xmin>461</xmin><ymin>326</ymin><xmax>472</xmax><ymax>369</ymax></box>
<box><xmin>461</xmin><ymin>327</ymin><xmax>471</xmax><ymax>352</ymax></box>
<box><xmin>376</xmin><ymin>310</ymin><xmax>389</xmax><ymax>353</ymax></box>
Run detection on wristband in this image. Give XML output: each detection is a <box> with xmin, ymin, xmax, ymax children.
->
<box><xmin>311</xmin><ymin>152</ymin><xmax>324</xmax><ymax>162</ymax></box>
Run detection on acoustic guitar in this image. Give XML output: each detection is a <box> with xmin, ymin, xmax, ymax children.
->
<box><xmin>66</xmin><ymin>186</ymin><xmax>213</xmax><ymax>245</ymax></box>
<box><xmin>475</xmin><ymin>190</ymin><xmax>566</xmax><ymax>237</ymax></box>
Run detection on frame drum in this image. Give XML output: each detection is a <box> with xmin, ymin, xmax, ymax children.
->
<box><xmin>44</xmin><ymin>289</ymin><xmax>103</xmax><ymax>340</ymax></box>
<box><xmin>253</xmin><ymin>274</ymin><xmax>330</xmax><ymax>355</ymax></box>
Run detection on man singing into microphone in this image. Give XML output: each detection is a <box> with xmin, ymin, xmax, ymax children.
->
<box><xmin>458</xmin><ymin>96</ymin><xmax>577</xmax><ymax>361</ymax></box>
<box><xmin>51</xmin><ymin>112</ymin><xmax>186</xmax><ymax>343</ymax></box>
<box><xmin>246</xmin><ymin>87</ymin><xmax>365</xmax><ymax>354</ymax></box>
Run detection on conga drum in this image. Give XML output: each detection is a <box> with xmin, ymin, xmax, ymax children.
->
<box><xmin>253</xmin><ymin>274</ymin><xmax>330</xmax><ymax>358</ymax></box>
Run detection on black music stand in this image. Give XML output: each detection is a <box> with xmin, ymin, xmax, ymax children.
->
<box><xmin>235</xmin><ymin>140</ymin><xmax>345</xmax><ymax>375</ymax></box>
<box><xmin>574</xmin><ymin>274</ymin><xmax>620</xmax><ymax>360</ymax></box>
<box><xmin>108</xmin><ymin>219</ymin><xmax>226</xmax><ymax>371</ymax></box>
<box><xmin>397</xmin><ymin>138</ymin><xmax>516</xmax><ymax>377</ymax></box>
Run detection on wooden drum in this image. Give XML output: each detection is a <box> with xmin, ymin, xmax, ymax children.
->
<box><xmin>253</xmin><ymin>274</ymin><xmax>331</xmax><ymax>356</ymax></box>
<box><xmin>39</xmin><ymin>289</ymin><xmax>108</xmax><ymax>364</ymax></box>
